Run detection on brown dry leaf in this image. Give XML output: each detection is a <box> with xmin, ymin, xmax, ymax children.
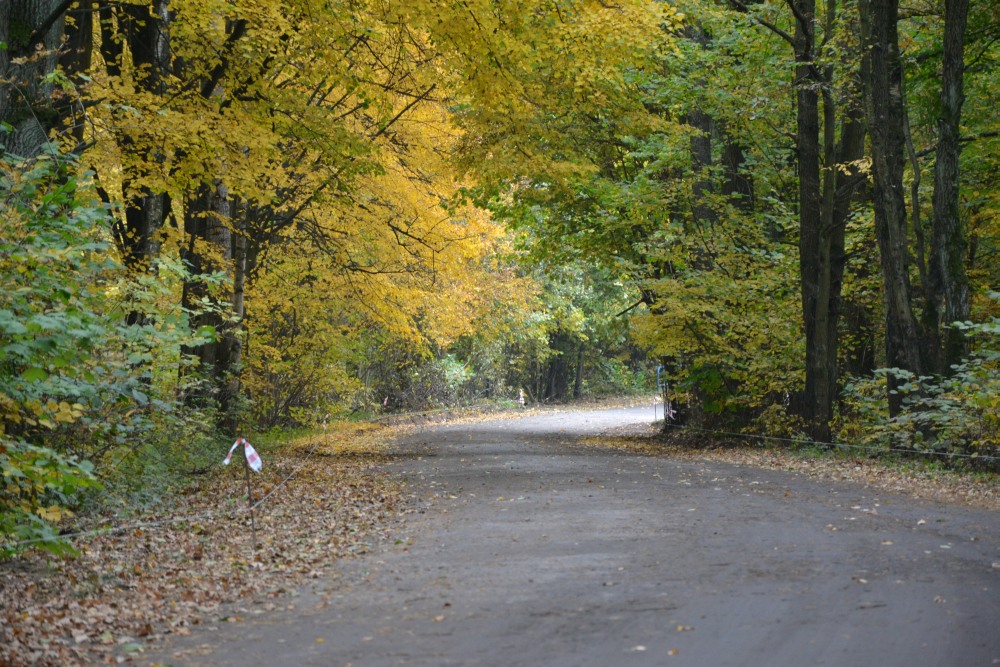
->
<box><xmin>580</xmin><ymin>432</ymin><xmax>1000</xmax><ymax>512</ymax></box>
<box><xmin>1</xmin><ymin>423</ymin><xmax>407</xmax><ymax>667</ymax></box>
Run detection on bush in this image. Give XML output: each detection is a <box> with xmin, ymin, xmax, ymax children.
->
<box><xmin>0</xmin><ymin>149</ymin><xmax>219</xmax><ymax>554</ymax></box>
<box><xmin>0</xmin><ymin>438</ymin><xmax>99</xmax><ymax>557</ymax></box>
<box><xmin>839</xmin><ymin>298</ymin><xmax>1000</xmax><ymax>466</ymax></box>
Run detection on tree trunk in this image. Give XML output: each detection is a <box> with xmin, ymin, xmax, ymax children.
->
<box><xmin>860</xmin><ymin>0</ymin><xmax>926</xmax><ymax>414</ymax></box>
<box><xmin>689</xmin><ymin>108</ymin><xmax>716</xmax><ymax>230</ymax></box>
<box><xmin>791</xmin><ymin>0</ymin><xmax>836</xmax><ymax>441</ymax></box>
<box><xmin>0</xmin><ymin>0</ymin><xmax>85</xmax><ymax>157</ymax></box>
<box><xmin>829</xmin><ymin>100</ymin><xmax>868</xmax><ymax>378</ymax></box>
<box><xmin>685</xmin><ymin>25</ymin><xmax>717</xmax><ymax>241</ymax></box>
<box><xmin>721</xmin><ymin>135</ymin><xmax>753</xmax><ymax>212</ymax></box>
<box><xmin>101</xmin><ymin>0</ymin><xmax>172</xmax><ymax>277</ymax></box>
<box><xmin>573</xmin><ymin>341</ymin><xmax>584</xmax><ymax>399</ymax></box>
<box><xmin>181</xmin><ymin>182</ymin><xmax>244</xmax><ymax>425</ymax></box>
<box><xmin>929</xmin><ymin>0</ymin><xmax>971</xmax><ymax>372</ymax></box>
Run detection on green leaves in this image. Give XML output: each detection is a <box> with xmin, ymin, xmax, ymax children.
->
<box><xmin>0</xmin><ymin>151</ymin><xmax>218</xmax><ymax>552</ymax></box>
<box><xmin>0</xmin><ymin>438</ymin><xmax>101</xmax><ymax>558</ymax></box>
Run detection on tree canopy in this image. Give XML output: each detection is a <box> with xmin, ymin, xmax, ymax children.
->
<box><xmin>1</xmin><ymin>0</ymin><xmax>998</xmax><ymax>551</ymax></box>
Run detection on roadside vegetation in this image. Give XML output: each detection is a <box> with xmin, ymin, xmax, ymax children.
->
<box><xmin>2</xmin><ymin>0</ymin><xmax>997</xmax><ymax>603</ymax></box>
<box><xmin>1</xmin><ymin>422</ymin><xmax>405</xmax><ymax>666</ymax></box>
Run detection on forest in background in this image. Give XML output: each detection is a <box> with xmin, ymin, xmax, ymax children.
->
<box><xmin>1</xmin><ymin>0</ymin><xmax>997</xmax><ymax>554</ymax></box>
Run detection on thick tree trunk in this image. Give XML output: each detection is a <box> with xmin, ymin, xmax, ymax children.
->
<box><xmin>96</xmin><ymin>0</ymin><xmax>173</xmax><ymax>344</ymax></box>
<box><xmin>102</xmin><ymin>0</ymin><xmax>172</xmax><ymax>276</ymax></box>
<box><xmin>792</xmin><ymin>0</ymin><xmax>867</xmax><ymax>442</ymax></box>
<box><xmin>181</xmin><ymin>183</ymin><xmax>244</xmax><ymax>425</ymax></box>
<box><xmin>688</xmin><ymin>108</ymin><xmax>716</xmax><ymax>230</ymax></box>
<box><xmin>725</xmin><ymin>0</ymin><xmax>864</xmax><ymax>438</ymax></box>
<box><xmin>791</xmin><ymin>0</ymin><xmax>836</xmax><ymax>441</ymax></box>
<box><xmin>0</xmin><ymin>0</ymin><xmax>87</xmax><ymax>157</ymax></box>
<box><xmin>686</xmin><ymin>25</ymin><xmax>717</xmax><ymax>239</ymax></box>
<box><xmin>721</xmin><ymin>136</ymin><xmax>753</xmax><ymax>212</ymax></box>
<box><xmin>860</xmin><ymin>0</ymin><xmax>926</xmax><ymax>414</ymax></box>
<box><xmin>57</xmin><ymin>1</ymin><xmax>94</xmax><ymax>149</ymax></box>
<box><xmin>829</xmin><ymin>101</ymin><xmax>868</xmax><ymax>380</ymax></box>
<box><xmin>929</xmin><ymin>0</ymin><xmax>971</xmax><ymax>372</ymax></box>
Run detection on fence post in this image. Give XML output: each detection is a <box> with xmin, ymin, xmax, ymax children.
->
<box><xmin>242</xmin><ymin>447</ymin><xmax>257</xmax><ymax>551</ymax></box>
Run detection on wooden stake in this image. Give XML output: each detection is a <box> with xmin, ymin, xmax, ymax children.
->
<box><xmin>243</xmin><ymin>447</ymin><xmax>257</xmax><ymax>551</ymax></box>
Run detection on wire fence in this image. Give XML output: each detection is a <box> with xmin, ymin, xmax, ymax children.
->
<box><xmin>3</xmin><ymin>428</ymin><xmax>330</xmax><ymax>550</ymax></box>
<box><xmin>5</xmin><ymin>403</ymin><xmax>996</xmax><ymax>550</ymax></box>
<box><xmin>659</xmin><ymin>419</ymin><xmax>999</xmax><ymax>462</ymax></box>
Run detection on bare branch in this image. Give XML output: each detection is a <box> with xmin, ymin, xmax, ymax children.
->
<box><xmin>728</xmin><ymin>0</ymin><xmax>796</xmax><ymax>48</ymax></box>
<box><xmin>369</xmin><ymin>83</ymin><xmax>437</xmax><ymax>141</ymax></box>
<box><xmin>914</xmin><ymin>131</ymin><xmax>1000</xmax><ymax>158</ymax></box>
<box><xmin>27</xmin><ymin>0</ymin><xmax>78</xmax><ymax>52</ymax></box>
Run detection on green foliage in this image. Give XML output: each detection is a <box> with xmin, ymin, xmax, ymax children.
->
<box><xmin>1</xmin><ymin>152</ymin><xmax>113</xmax><ymax>429</ymax></box>
<box><xmin>839</xmin><ymin>298</ymin><xmax>1000</xmax><ymax>465</ymax></box>
<box><xmin>0</xmin><ymin>150</ymin><xmax>109</xmax><ymax>552</ymax></box>
<box><xmin>0</xmin><ymin>149</ymin><xmax>226</xmax><ymax>554</ymax></box>
<box><xmin>0</xmin><ymin>438</ymin><xmax>99</xmax><ymax>557</ymax></box>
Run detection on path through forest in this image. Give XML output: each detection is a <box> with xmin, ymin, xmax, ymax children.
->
<box><xmin>146</xmin><ymin>406</ymin><xmax>1000</xmax><ymax>666</ymax></box>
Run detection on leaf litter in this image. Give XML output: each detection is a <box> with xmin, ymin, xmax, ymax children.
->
<box><xmin>1</xmin><ymin>422</ymin><xmax>407</xmax><ymax>667</ymax></box>
<box><xmin>5</xmin><ymin>401</ymin><xmax>996</xmax><ymax>665</ymax></box>
<box><xmin>582</xmin><ymin>424</ymin><xmax>1000</xmax><ymax>511</ymax></box>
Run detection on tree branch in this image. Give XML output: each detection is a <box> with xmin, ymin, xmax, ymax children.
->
<box><xmin>783</xmin><ymin>0</ymin><xmax>812</xmax><ymax>38</ymax></box>
<box><xmin>727</xmin><ymin>0</ymin><xmax>796</xmax><ymax>48</ymax></box>
<box><xmin>369</xmin><ymin>83</ymin><xmax>437</xmax><ymax>141</ymax></box>
<box><xmin>914</xmin><ymin>131</ymin><xmax>999</xmax><ymax>158</ymax></box>
<box><xmin>27</xmin><ymin>0</ymin><xmax>79</xmax><ymax>51</ymax></box>
<box><xmin>200</xmin><ymin>20</ymin><xmax>249</xmax><ymax>99</ymax></box>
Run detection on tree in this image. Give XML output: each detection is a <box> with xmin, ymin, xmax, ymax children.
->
<box><xmin>726</xmin><ymin>0</ymin><xmax>867</xmax><ymax>439</ymax></box>
<box><xmin>860</xmin><ymin>0</ymin><xmax>926</xmax><ymax>414</ymax></box>
<box><xmin>928</xmin><ymin>0</ymin><xmax>972</xmax><ymax>372</ymax></box>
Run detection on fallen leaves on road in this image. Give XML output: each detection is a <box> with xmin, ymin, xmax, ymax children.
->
<box><xmin>1</xmin><ymin>423</ymin><xmax>406</xmax><ymax>667</ymax></box>
<box><xmin>583</xmin><ymin>429</ymin><xmax>1000</xmax><ymax>511</ymax></box>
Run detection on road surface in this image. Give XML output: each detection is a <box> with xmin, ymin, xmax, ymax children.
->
<box><xmin>146</xmin><ymin>406</ymin><xmax>1000</xmax><ymax>666</ymax></box>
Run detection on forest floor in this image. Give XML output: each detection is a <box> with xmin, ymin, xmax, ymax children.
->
<box><xmin>2</xmin><ymin>401</ymin><xmax>998</xmax><ymax>666</ymax></box>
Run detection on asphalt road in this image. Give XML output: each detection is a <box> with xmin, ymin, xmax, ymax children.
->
<box><xmin>147</xmin><ymin>406</ymin><xmax>1000</xmax><ymax>667</ymax></box>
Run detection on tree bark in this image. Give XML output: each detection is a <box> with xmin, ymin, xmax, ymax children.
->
<box><xmin>181</xmin><ymin>182</ymin><xmax>243</xmax><ymax>424</ymax></box>
<box><xmin>97</xmin><ymin>0</ymin><xmax>173</xmax><ymax>342</ymax></box>
<box><xmin>791</xmin><ymin>0</ymin><xmax>838</xmax><ymax>441</ymax></box>
<box><xmin>727</xmin><ymin>0</ymin><xmax>865</xmax><ymax>439</ymax></box>
<box><xmin>929</xmin><ymin>0</ymin><xmax>971</xmax><ymax>372</ymax></box>
<box><xmin>721</xmin><ymin>136</ymin><xmax>753</xmax><ymax>212</ymax></box>
<box><xmin>860</xmin><ymin>0</ymin><xmax>926</xmax><ymax>414</ymax></box>
<box><xmin>0</xmin><ymin>0</ymin><xmax>84</xmax><ymax>157</ymax></box>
